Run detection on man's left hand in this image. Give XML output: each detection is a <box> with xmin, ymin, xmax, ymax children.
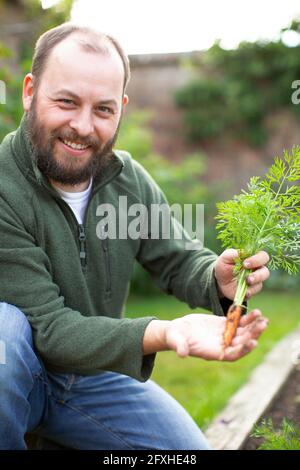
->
<box><xmin>214</xmin><ymin>249</ymin><xmax>270</xmax><ymax>300</ymax></box>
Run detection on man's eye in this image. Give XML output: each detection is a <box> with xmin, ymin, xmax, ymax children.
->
<box><xmin>97</xmin><ymin>106</ymin><xmax>113</xmax><ymax>114</ymax></box>
<box><xmin>58</xmin><ymin>99</ymin><xmax>74</xmax><ymax>105</ymax></box>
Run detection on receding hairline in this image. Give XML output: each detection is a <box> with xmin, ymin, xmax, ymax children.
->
<box><xmin>62</xmin><ymin>30</ymin><xmax>117</xmax><ymax>56</ymax></box>
<box><xmin>31</xmin><ymin>24</ymin><xmax>131</xmax><ymax>92</ymax></box>
<box><xmin>43</xmin><ymin>32</ymin><xmax>123</xmax><ymax>78</ymax></box>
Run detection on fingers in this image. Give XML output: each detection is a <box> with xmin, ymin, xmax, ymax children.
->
<box><xmin>222</xmin><ymin>339</ymin><xmax>257</xmax><ymax>361</ymax></box>
<box><xmin>237</xmin><ymin>309</ymin><xmax>268</xmax><ymax>334</ymax></box>
<box><xmin>245</xmin><ymin>282</ymin><xmax>263</xmax><ymax>299</ymax></box>
<box><xmin>238</xmin><ymin>309</ymin><xmax>262</xmax><ymax>327</ymax></box>
<box><xmin>245</xmin><ymin>265</ymin><xmax>270</xmax><ymax>298</ymax></box>
<box><xmin>243</xmin><ymin>250</ymin><xmax>270</xmax><ymax>269</ymax></box>
<box><xmin>247</xmin><ymin>266</ymin><xmax>270</xmax><ymax>285</ymax></box>
<box><xmin>224</xmin><ymin>310</ymin><xmax>268</xmax><ymax>361</ymax></box>
<box><xmin>220</xmin><ymin>249</ymin><xmax>270</xmax><ymax>268</ymax></box>
<box><xmin>233</xmin><ymin>316</ymin><xmax>269</xmax><ymax>346</ymax></box>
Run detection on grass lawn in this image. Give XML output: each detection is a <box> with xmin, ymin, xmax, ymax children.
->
<box><xmin>125</xmin><ymin>290</ymin><xmax>300</xmax><ymax>429</ymax></box>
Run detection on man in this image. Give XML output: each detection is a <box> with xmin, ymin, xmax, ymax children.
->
<box><xmin>0</xmin><ymin>23</ymin><xmax>269</xmax><ymax>450</ymax></box>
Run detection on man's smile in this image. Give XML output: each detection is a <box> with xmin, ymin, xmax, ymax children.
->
<box><xmin>58</xmin><ymin>137</ymin><xmax>92</xmax><ymax>156</ymax></box>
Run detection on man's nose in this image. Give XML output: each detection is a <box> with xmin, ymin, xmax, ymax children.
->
<box><xmin>69</xmin><ymin>109</ymin><xmax>94</xmax><ymax>137</ymax></box>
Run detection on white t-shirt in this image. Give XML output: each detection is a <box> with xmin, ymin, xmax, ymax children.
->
<box><xmin>56</xmin><ymin>179</ymin><xmax>93</xmax><ymax>225</ymax></box>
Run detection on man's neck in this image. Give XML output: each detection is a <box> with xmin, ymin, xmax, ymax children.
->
<box><xmin>50</xmin><ymin>179</ymin><xmax>90</xmax><ymax>193</ymax></box>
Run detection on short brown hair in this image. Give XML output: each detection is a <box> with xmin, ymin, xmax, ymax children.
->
<box><xmin>31</xmin><ymin>22</ymin><xmax>131</xmax><ymax>92</ymax></box>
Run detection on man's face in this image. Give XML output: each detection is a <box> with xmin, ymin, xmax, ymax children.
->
<box><xmin>24</xmin><ymin>36</ymin><xmax>128</xmax><ymax>186</ymax></box>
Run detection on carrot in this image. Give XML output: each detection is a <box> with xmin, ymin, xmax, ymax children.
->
<box><xmin>223</xmin><ymin>303</ymin><xmax>243</xmax><ymax>347</ymax></box>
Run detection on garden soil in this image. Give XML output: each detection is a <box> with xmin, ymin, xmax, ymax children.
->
<box><xmin>243</xmin><ymin>366</ymin><xmax>300</xmax><ymax>450</ymax></box>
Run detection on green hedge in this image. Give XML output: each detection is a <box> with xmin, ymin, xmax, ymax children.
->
<box><xmin>175</xmin><ymin>21</ymin><xmax>300</xmax><ymax>146</ymax></box>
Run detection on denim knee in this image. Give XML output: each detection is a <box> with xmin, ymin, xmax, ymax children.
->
<box><xmin>0</xmin><ymin>302</ymin><xmax>39</xmax><ymax>379</ymax></box>
<box><xmin>0</xmin><ymin>302</ymin><xmax>32</xmax><ymax>343</ymax></box>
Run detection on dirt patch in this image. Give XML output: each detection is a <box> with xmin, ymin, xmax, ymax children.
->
<box><xmin>243</xmin><ymin>366</ymin><xmax>300</xmax><ymax>450</ymax></box>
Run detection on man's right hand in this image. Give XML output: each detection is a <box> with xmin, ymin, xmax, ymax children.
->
<box><xmin>143</xmin><ymin>310</ymin><xmax>268</xmax><ymax>362</ymax></box>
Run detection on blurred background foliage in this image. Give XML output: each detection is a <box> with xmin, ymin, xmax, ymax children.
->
<box><xmin>175</xmin><ymin>20</ymin><xmax>300</xmax><ymax>147</ymax></box>
<box><xmin>117</xmin><ymin>111</ymin><xmax>221</xmax><ymax>294</ymax></box>
<box><xmin>0</xmin><ymin>48</ymin><xmax>23</xmax><ymax>137</ymax></box>
<box><xmin>0</xmin><ymin>0</ymin><xmax>72</xmax><ymax>137</ymax></box>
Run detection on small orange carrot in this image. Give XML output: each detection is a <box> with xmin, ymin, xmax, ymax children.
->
<box><xmin>223</xmin><ymin>304</ymin><xmax>243</xmax><ymax>347</ymax></box>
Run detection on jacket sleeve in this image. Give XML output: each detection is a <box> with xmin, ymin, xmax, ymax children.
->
<box><xmin>132</xmin><ymin>160</ymin><xmax>226</xmax><ymax>316</ymax></box>
<box><xmin>0</xmin><ymin>195</ymin><xmax>156</xmax><ymax>381</ymax></box>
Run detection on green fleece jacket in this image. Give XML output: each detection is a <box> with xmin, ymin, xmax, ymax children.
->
<box><xmin>0</xmin><ymin>115</ymin><xmax>225</xmax><ymax>381</ymax></box>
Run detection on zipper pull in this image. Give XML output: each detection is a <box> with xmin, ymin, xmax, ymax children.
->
<box><xmin>78</xmin><ymin>224</ymin><xmax>87</xmax><ymax>268</ymax></box>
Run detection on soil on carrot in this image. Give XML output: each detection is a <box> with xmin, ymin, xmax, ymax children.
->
<box><xmin>243</xmin><ymin>366</ymin><xmax>300</xmax><ymax>450</ymax></box>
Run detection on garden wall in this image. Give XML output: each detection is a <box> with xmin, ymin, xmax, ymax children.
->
<box><xmin>128</xmin><ymin>54</ymin><xmax>300</xmax><ymax>196</ymax></box>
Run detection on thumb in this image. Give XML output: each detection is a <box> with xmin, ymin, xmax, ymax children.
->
<box><xmin>167</xmin><ymin>329</ymin><xmax>189</xmax><ymax>357</ymax></box>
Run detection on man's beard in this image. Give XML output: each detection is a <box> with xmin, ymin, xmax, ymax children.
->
<box><xmin>26</xmin><ymin>100</ymin><xmax>121</xmax><ymax>186</ymax></box>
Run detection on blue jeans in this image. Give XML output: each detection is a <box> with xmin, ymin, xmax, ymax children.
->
<box><xmin>0</xmin><ymin>302</ymin><xmax>211</xmax><ymax>450</ymax></box>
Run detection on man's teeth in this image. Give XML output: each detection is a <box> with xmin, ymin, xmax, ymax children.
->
<box><xmin>62</xmin><ymin>139</ymin><xmax>89</xmax><ymax>150</ymax></box>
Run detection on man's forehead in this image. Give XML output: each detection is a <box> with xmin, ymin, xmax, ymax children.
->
<box><xmin>46</xmin><ymin>34</ymin><xmax>122</xmax><ymax>74</ymax></box>
<box><xmin>40</xmin><ymin>35</ymin><xmax>125</xmax><ymax>92</ymax></box>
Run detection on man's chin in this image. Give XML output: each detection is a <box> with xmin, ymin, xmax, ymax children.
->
<box><xmin>36</xmin><ymin>141</ymin><xmax>114</xmax><ymax>185</ymax></box>
<box><xmin>37</xmin><ymin>152</ymin><xmax>94</xmax><ymax>186</ymax></box>
<box><xmin>55</xmin><ymin>156</ymin><xmax>91</xmax><ymax>169</ymax></box>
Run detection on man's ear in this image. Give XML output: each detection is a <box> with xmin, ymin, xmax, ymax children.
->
<box><xmin>122</xmin><ymin>94</ymin><xmax>129</xmax><ymax>107</ymax></box>
<box><xmin>22</xmin><ymin>73</ymin><xmax>35</xmax><ymax>112</ymax></box>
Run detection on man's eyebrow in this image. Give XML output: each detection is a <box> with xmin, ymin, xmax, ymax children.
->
<box><xmin>97</xmin><ymin>98</ymin><xmax>118</xmax><ymax>107</ymax></box>
<box><xmin>53</xmin><ymin>89</ymin><xmax>118</xmax><ymax>107</ymax></box>
<box><xmin>53</xmin><ymin>89</ymin><xmax>80</xmax><ymax>100</ymax></box>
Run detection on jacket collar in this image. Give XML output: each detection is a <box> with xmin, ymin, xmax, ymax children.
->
<box><xmin>11</xmin><ymin>113</ymin><xmax>124</xmax><ymax>196</ymax></box>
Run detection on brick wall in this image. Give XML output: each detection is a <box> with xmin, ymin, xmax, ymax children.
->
<box><xmin>127</xmin><ymin>53</ymin><xmax>300</xmax><ymax>196</ymax></box>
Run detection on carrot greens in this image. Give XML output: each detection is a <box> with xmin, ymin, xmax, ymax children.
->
<box><xmin>216</xmin><ymin>147</ymin><xmax>300</xmax><ymax>344</ymax></box>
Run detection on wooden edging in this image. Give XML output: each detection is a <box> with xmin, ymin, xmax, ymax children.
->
<box><xmin>204</xmin><ymin>324</ymin><xmax>300</xmax><ymax>450</ymax></box>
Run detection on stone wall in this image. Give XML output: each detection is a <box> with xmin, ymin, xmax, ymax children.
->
<box><xmin>127</xmin><ymin>52</ymin><xmax>199</xmax><ymax>162</ymax></box>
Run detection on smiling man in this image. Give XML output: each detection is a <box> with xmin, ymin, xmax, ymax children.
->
<box><xmin>0</xmin><ymin>23</ymin><xmax>269</xmax><ymax>450</ymax></box>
